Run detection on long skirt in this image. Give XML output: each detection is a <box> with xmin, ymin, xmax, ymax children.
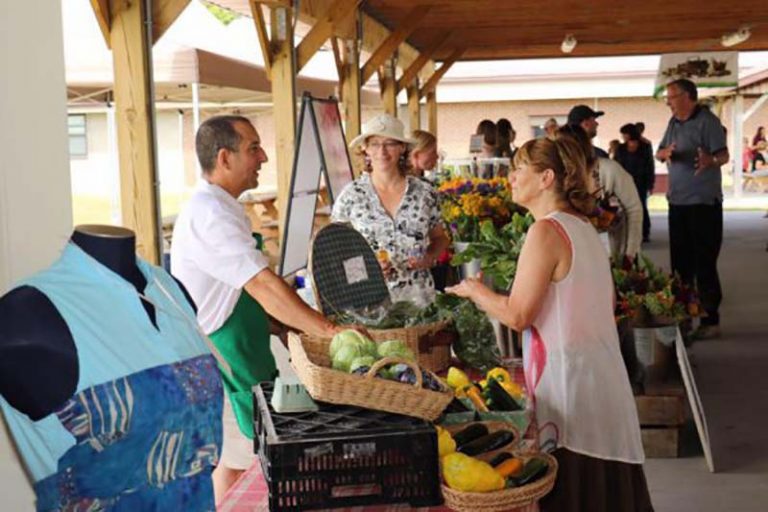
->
<box><xmin>539</xmin><ymin>448</ymin><xmax>654</xmax><ymax>512</ymax></box>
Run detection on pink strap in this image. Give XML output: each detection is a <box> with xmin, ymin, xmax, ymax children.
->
<box><xmin>541</xmin><ymin>217</ymin><xmax>572</xmax><ymax>253</ymax></box>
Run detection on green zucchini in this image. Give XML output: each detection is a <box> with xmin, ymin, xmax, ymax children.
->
<box><xmin>485</xmin><ymin>378</ymin><xmax>522</xmax><ymax>411</ymax></box>
<box><xmin>509</xmin><ymin>457</ymin><xmax>549</xmax><ymax>487</ymax></box>
<box><xmin>457</xmin><ymin>430</ymin><xmax>516</xmax><ymax>456</ymax></box>
<box><xmin>489</xmin><ymin>452</ymin><xmax>514</xmax><ymax>467</ymax></box>
<box><xmin>452</xmin><ymin>423</ymin><xmax>489</xmax><ymax>449</ymax></box>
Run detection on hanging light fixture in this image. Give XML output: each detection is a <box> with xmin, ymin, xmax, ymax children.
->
<box><xmin>721</xmin><ymin>26</ymin><xmax>751</xmax><ymax>47</ymax></box>
<box><xmin>561</xmin><ymin>34</ymin><xmax>577</xmax><ymax>54</ymax></box>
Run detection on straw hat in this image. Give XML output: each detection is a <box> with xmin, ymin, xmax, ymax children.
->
<box><xmin>349</xmin><ymin>113</ymin><xmax>416</xmax><ymax>148</ymax></box>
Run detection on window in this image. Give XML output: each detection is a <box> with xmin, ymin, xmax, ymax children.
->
<box><xmin>68</xmin><ymin>114</ymin><xmax>88</xmax><ymax>157</ymax></box>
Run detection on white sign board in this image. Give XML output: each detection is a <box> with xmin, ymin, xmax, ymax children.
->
<box><xmin>654</xmin><ymin>52</ymin><xmax>738</xmax><ymax>97</ymax></box>
<box><xmin>279</xmin><ymin>95</ymin><xmax>355</xmax><ymax>276</ymax></box>
<box><xmin>676</xmin><ymin>330</ymin><xmax>715</xmax><ymax>472</ymax></box>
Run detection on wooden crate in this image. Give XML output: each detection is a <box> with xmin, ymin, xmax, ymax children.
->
<box><xmin>635</xmin><ymin>368</ymin><xmax>687</xmax><ymax>458</ymax></box>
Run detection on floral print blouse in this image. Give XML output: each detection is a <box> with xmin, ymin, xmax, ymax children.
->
<box><xmin>331</xmin><ymin>173</ymin><xmax>441</xmax><ymax>306</ymax></box>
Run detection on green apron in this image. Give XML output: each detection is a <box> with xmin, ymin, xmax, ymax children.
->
<box><xmin>209</xmin><ymin>237</ymin><xmax>277</xmax><ymax>439</ymax></box>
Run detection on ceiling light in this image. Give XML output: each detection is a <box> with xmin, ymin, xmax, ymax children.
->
<box><xmin>721</xmin><ymin>26</ymin><xmax>751</xmax><ymax>47</ymax></box>
<box><xmin>561</xmin><ymin>34</ymin><xmax>577</xmax><ymax>54</ymax></box>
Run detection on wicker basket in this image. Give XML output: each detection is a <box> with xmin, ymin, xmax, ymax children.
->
<box><xmin>441</xmin><ymin>452</ymin><xmax>558</xmax><ymax>512</ymax></box>
<box><xmin>363</xmin><ymin>320</ymin><xmax>452</xmax><ymax>373</ymax></box>
<box><xmin>288</xmin><ymin>332</ymin><xmax>453</xmax><ymax>421</ymax></box>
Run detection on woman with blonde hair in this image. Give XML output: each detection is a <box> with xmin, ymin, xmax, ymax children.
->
<box><xmin>447</xmin><ymin>137</ymin><xmax>652</xmax><ymax>512</ymax></box>
<box><xmin>332</xmin><ymin>114</ymin><xmax>450</xmax><ymax>305</ymax></box>
<box><xmin>409</xmin><ymin>129</ymin><xmax>438</xmax><ymax>177</ymax></box>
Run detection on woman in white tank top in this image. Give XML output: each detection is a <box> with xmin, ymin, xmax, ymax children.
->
<box><xmin>447</xmin><ymin>137</ymin><xmax>653</xmax><ymax>512</ymax></box>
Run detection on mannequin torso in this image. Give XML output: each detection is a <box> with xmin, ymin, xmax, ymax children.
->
<box><xmin>0</xmin><ymin>225</ymin><xmax>194</xmax><ymax>420</ymax></box>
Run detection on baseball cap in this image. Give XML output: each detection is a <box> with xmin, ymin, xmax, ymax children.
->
<box><xmin>567</xmin><ymin>105</ymin><xmax>605</xmax><ymax>125</ymax></box>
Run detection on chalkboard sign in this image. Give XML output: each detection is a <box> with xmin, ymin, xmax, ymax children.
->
<box><xmin>279</xmin><ymin>94</ymin><xmax>355</xmax><ymax>276</ymax></box>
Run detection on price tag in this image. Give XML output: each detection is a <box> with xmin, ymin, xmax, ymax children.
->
<box><xmin>343</xmin><ymin>255</ymin><xmax>368</xmax><ymax>285</ymax></box>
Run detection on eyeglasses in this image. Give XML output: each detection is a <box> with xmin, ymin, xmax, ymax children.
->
<box><xmin>367</xmin><ymin>141</ymin><xmax>403</xmax><ymax>151</ymax></box>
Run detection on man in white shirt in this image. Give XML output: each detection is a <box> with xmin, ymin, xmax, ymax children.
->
<box><xmin>172</xmin><ymin>115</ymin><xmax>342</xmax><ymax>501</ymax></box>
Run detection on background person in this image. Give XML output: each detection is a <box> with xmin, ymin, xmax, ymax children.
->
<box><xmin>332</xmin><ymin>114</ymin><xmax>450</xmax><ymax>306</ymax></box>
<box><xmin>496</xmin><ymin>117</ymin><xmax>517</xmax><ymax>159</ymax></box>
<box><xmin>543</xmin><ymin>117</ymin><xmax>559</xmax><ymax>140</ymax></box>
<box><xmin>615</xmin><ymin>123</ymin><xmax>656</xmax><ymax>243</ymax></box>
<box><xmin>656</xmin><ymin>78</ymin><xmax>729</xmax><ymax>340</ymax></box>
<box><xmin>559</xmin><ymin>125</ymin><xmax>643</xmax><ymax>260</ymax></box>
<box><xmin>567</xmin><ymin>104</ymin><xmax>609</xmax><ymax>158</ymax></box>
<box><xmin>410</xmin><ymin>129</ymin><xmax>439</xmax><ymax>178</ymax></box>
<box><xmin>446</xmin><ymin>137</ymin><xmax>651</xmax><ymax>512</ymax></box>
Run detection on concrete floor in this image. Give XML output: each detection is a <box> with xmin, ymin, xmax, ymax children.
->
<box><xmin>642</xmin><ymin>211</ymin><xmax>768</xmax><ymax>512</ymax></box>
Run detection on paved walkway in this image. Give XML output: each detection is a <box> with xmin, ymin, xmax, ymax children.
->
<box><xmin>642</xmin><ymin>211</ymin><xmax>768</xmax><ymax>512</ymax></box>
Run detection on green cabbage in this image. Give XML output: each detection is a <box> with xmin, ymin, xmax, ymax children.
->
<box><xmin>349</xmin><ymin>355</ymin><xmax>377</xmax><ymax>373</ymax></box>
<box><xmin>329</xmin><ymin>329</ymin><xmax>371</xmax><ymax>359</ymax></box>
<box><xmin>376</xmin><ymin>340</ymin><xmax>415</xmax><ymax>362</ymax></box>
<box><xmin>332</xmin><ymin>344</ymin><xmax>364</xmax><ymax>372</ymax></box>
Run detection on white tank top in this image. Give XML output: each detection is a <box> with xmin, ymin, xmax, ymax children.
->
<box><xmin>523</xmin><ymin>211</ymin><xmax>645</xmax><ymax>464</ymax></box>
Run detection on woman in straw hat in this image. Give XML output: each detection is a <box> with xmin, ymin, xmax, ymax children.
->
<box><xmin>332</xmin><ymin>114</ymin><xmax>450</xmax><ymax>305</ymax></box>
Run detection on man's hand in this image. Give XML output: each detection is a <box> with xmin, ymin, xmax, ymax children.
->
<box><xmin>657</xmin><ymin>142</ymin><xmax>676</xmax><ymax>162</ymax></box>
<box><xmin>694</xmin><ymin>147</ymin><xmax>715</xmax><ymax>175</ymax></box>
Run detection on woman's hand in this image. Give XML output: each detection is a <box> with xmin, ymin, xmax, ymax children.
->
<box><xmin>445</xmin><ymin>275</ymin><xmax>488</xmax><ymax>301</ymax></box>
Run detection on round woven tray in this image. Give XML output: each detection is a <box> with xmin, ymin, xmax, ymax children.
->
<box><xmin>441</xmin><ymin>452</ymin><xmax>558</xmax><ymax>512</ymax></box>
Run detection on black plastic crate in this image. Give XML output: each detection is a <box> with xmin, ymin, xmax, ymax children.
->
<box><xmin>253</xmin><ymin>382</ymin><xmax>441</xmax><ymax>511</ymax></box>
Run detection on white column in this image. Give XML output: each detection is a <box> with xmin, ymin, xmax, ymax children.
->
<box><xmin>0</xmin><ymin>1</ymin><xmax>72</xmax><ymax>509</ymax></box>
<box><xmin>192</xmin><ymin>83</ymin><xmax>201</xmax><ymax>174</ymax></box>
<box><xmin>733</xmin><ymin>94</ymin><xmax>744</xmax><ymax>197</ymax></box>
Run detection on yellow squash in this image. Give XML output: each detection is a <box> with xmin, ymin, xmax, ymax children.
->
<box><xmin>442</xmin><ymin>452</ymin><xmax>505</xmax><ymax>492</ymax></box>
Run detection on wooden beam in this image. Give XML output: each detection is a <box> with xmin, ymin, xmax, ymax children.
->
<box><xmin>331</xmin><ymin>37</ymin><xmax>344</xmax><ymax>84</ymax></box>
<box><xmin>270</xmin><ymin>5</ymin><xmax>297</xmax><ymax>238</ymax></box>
<box><xmin>295</xmin><ymin>0</ymin><xmax>360</xmax><ymax>72</ymax></box>
<box><xmin>89</xmin><ymin>0</ymin><xmax>111</xmax><ymax>48</ymax></box>
<box><xmin>250</xmin><ymin>1</ymin><xmax>272</xmax><ymax>76</ymax></box>
<box><xmin>361</xmin><ymin>5</ymin><xmax>431</xmax><ymax>84</ymax></box>
<box><xmin>340</xmin><ymin>39</ymin><xmax>361</xmax><ymax>151</ymax></box>
<box><xmin>109</xmin><ymin>0</ymin><xmax>161</xmax><ymax>263</ymax></box>
<box><xmin>426</xmin><ymin>90</ymin><xmax>437</xmax><ymax>137</ymax></box>
<box><xmin>152</xmin><ymin>0</ymin><xmax>190</xmax><ymax>43</ymax></box>
<box><xmin>407</xmin><ymin>81</ymin><xmax>420</xmax><ymax>132</ymax></box>
<box><xmin>420</xmin><ymin>47</ymin><xmax>466</xmax><ymax>99</ymax></box>
<box><xmin>379</xmin><ymin>60</ymin><xmax>398</xmax><ymax>117</ymax></box>
<box><xmin>396</xmin><ymin>31</ymin><xmax>452</xmax><ymax>93</ymax></box>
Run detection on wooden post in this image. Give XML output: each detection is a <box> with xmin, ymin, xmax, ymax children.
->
<box><xmin>341</xmin><ymin>39</ymin><xmax>361</xmax><ymax>144</ymax></box>
<box><xmin>270</xmin><ymin>5</ymin><xmax>297</xmax><ymax>237</ymax></box>
<box><xmin>427</xmin><ymin>90</ymin><xmax>437</xmax><ymax>137</ymax></box>
<box><xmin>110</xmin><ymin>0</ymin><xmax>161</xmax><ymax>263</ymax></box>
<box><xmin>407</xmin><ymin>80</ymin><xmax>420</xmax><ymax>132</ymax></box>
<box><xmin>380</xmin><ymin>58</ymin><xmax>398</xmax><ymax>117</ymax></box>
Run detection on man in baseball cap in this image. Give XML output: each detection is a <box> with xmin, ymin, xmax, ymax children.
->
<box><xmin>568</xmin><ymin>105</ymin><xmax>608</xmax><ymax>157</ymax></box>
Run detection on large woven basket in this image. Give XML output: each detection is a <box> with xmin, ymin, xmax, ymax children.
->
<box><xmin>358</xmin><ymin>320</ymin><xmax>452</xmax><ymax>373</ymax></box>
<box><xmin>288</xmin><ymin>332</ymin><xmax>453</xmax><ymax>421</ymax></box>
<box><xmin>441</xmin><ymin>452</ymin><xmax>558</xmax><ymax>512</ymax></box>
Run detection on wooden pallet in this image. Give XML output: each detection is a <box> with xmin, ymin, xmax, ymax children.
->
<box><xmin>635</xmin><ymin>366</ymin><xmax>687</xmax><ymax>458</ymax></box>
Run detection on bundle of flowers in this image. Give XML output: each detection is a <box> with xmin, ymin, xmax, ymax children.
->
<box><xmin>437</xmin><ymin>178</ymin><xmax>517</xmax><ymax>243</ymax></box>
<box><xmin>612</xmin><ymin>255</ymin><xmax>701</xmax><ymax>326</ymax></box>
